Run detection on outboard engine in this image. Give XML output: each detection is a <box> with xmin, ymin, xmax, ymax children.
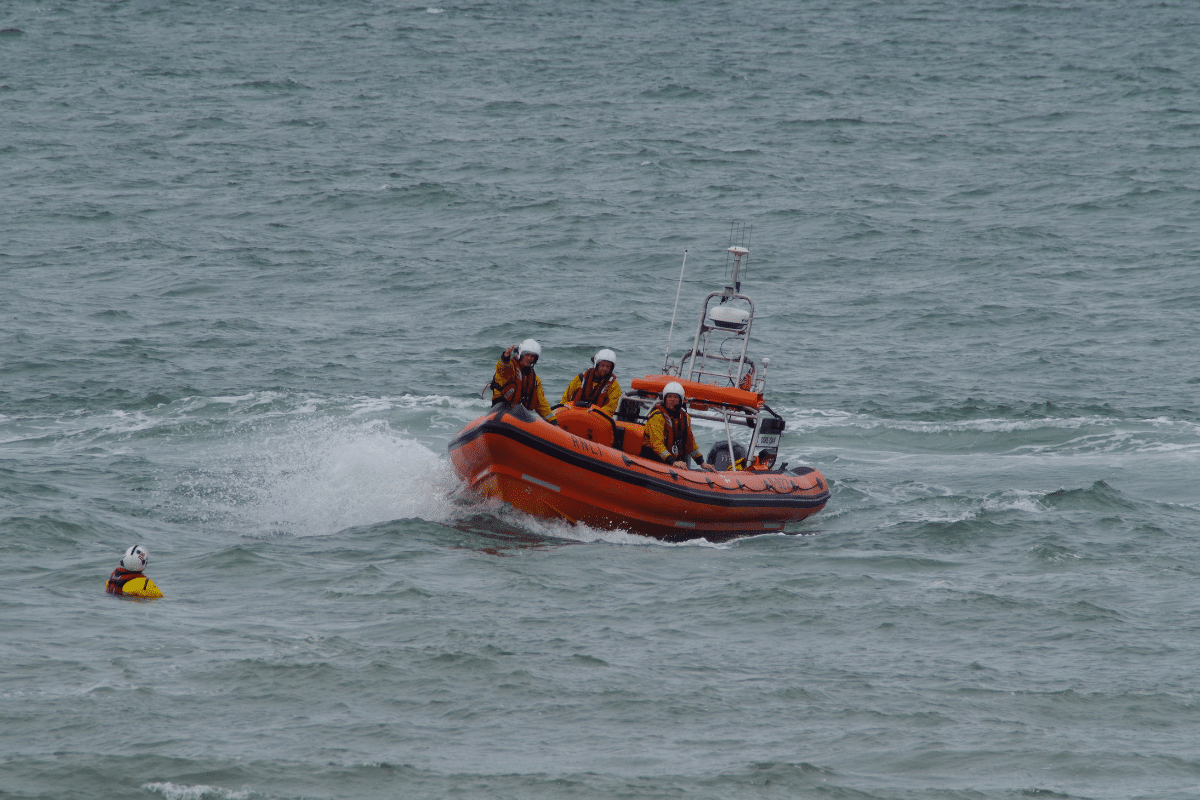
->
<box><xmin>706</xmin><ymin>441</ymin><xmax>747</xmax><ymax>471</ymax></box>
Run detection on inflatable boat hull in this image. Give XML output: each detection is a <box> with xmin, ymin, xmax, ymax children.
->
<box><xmin>448</xmin><ymin>405</ymin><xmax>829</xmax><ymax>542</ymax></box>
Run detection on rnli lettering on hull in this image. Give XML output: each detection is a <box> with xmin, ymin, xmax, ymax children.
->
<box><xmin>568</xmin><ymin>435</ymin><xmax>604</xmax><ymax>458</ymax></box>
<box><xmin>448</xmin><ymin>413</ymin><xmax>830</xmax><ymax>511</ymax></box>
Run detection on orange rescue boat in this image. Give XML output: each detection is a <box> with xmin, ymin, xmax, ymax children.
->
<box><xmin>448</xmin><ymin>230</ymin><xmax>830</xmax><ymax>541</ymax></box>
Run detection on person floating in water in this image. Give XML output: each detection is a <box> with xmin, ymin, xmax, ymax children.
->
<box><xmin>105</xmin><ymin>545</ymin><xmax>164</xmax><ymax>598</ymax></box>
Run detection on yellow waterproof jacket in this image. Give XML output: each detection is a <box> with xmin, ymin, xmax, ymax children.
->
<box><xmin>492</xmin><ymin>354</ymin><xmax>556</xmax><ymax>422</ymax></box>
<box><xmin>642</xmin><ymin>404</ymin><xmax>702</xmax><ymax>464</ymax></box>
<box><xmin>560</xmin><ymin>369</ymin><xmax>622</xmax><ymax>415</ymax></box>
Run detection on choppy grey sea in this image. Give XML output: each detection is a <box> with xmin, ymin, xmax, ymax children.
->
<box><xmin>3</xmin><ymin>1</ymin><xmax>1199</xmax><ymax>798</ymax></box>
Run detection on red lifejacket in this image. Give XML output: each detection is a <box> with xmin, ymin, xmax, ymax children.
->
<box><xmin>494</xmin><ymin>364</ymin><xmax>539</xmax><ymax>408</ymax></box>
<box><xmin>567</xmin><ymin>368</ymin><xmax>614</xmax><ymax>406</ymax></box>
<box><xmin>106</xmin><ymin>567</ymin><xmax>144</xmax><ymax>595</ymax></box>
<box><xmin>739</xmin><ymin>360</ymin><xmax>756</xmax><ymax>392</ymax></box>
<box><xmin>644</xmin><ymin>403</ymin><xmax>692</xmax><ymax>461</ymax></box>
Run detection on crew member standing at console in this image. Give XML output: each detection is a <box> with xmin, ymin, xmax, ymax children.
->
<box><xmin>561</xmin><ymin>348</ymin><xmax>622</xmax><ymax>415</ymax></box>
<box><xmin>491</xmin><ymin>338</ymin><xmax>558</xmax><ymax>424</ymax></box>
<box><xmin>641</xmin><ymin>382</ymin><xmax>712</xmax><ymax>470</ymax></box>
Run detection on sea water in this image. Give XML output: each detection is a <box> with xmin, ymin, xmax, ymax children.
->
<box><xmin>2</xmin><ymin>1</ymin><xmax>1199</xmax><ymax>798</ymax></box>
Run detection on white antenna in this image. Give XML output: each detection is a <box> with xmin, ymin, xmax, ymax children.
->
<box><xmin>662</xmin><ymin>249</ymin><xmax>688</xmax><ymax>373</ymax></box>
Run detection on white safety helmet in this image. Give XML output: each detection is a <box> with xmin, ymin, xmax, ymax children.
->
<box><xmin>516</xmin><ymin>339</ymin><xmax>542</xmax><ymax>360</ymax></box>
<box><xmin>663</xmin><ymin>381</ymin><xmax>685</xmax><ymax>403</ymax></box>
<box><xmin>120</xmin><ymin>545</ymin><xmax>149</xmax><ymax>572</ymax></box>
<box><xmin>591</xmin><ymin>348</ymin><xmax>616</xmax><ymax>369</ymax></box>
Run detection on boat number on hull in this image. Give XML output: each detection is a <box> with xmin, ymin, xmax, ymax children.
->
<box><xmin>756</xmin><ymin>434</ymin><xmax>780</xmax><ymax>447</ymax></box>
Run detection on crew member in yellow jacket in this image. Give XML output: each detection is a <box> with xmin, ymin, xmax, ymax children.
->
<box><xmin>561</xmin><ymin>348</ymin><xmax>622</xmax><ymax>415</ymax></box>
<box><xmin>105</xmin><ymin>545</ymin><xmax>164</xmax><ymax>598</ymax></box>
<box><xmin>641</xmin><ymin>382</ymin><xmax>714</xmax><ymax>470</ymax></box>
<box><xmin>491</xmin><ymin>338</ymin><xmax>558</xmax><ymax>424</ymax></box>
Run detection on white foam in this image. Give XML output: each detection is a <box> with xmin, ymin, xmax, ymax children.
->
<box><xmin>980</xmin><ymin>490</ymin><xmax>1047</xmax><ymax>514</ymax></box>
<box><xmin>207</xmin><ymin>392</ymin><xmax>263</xmax><ymax>406</ymax></box>
<box><xmin>387</xmin><ymin>392</ymin><xmax>489</xmax><ymax>411</ymax></box>
<box><xmin>480</xmin><ymin>503</ymin><xmax>732</xmax><ymax>548</ymax></box>
<box><xmin>185</xmin><ymin>417</ymin><xmax>461</xmax><ymax>538</ymax></box>
<box><xmin>143</xmin><ymin>783</ymin><xmax>251</xmax><ymax>800</ymax></box>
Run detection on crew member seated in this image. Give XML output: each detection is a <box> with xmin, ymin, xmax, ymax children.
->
<box><xmin>490</xmin><ymin>338</ymin><xmax>558</xmax><ymax>424</ymax></box>
<box><xmin>561</xmin><ymin>348</ymin><xmax>622</xmax><ymax>415</ymax></box>
<box><xmin>105</xmin><ymin>545</ymin><xmax>164</xmax><ymax>598</ymax></box>
<box><xmin>747</xmin><ymin>450</ymin><xmax>777</xmax><ymax>471</ymax></box>
<box><xmin>641</xmin><ymin>382</ymin><xmax>714</xmax><ymax>471</ymax></box>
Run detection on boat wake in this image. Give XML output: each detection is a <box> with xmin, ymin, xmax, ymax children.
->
<box><xmin>170</xmin><ymin>415</ymin><xmax>462</xmax><ymax>538</ymax></box>
<box><xmin>446</xmin><ymin>496</ymin><xmax>732</xmax><ymax>548</ymax></box>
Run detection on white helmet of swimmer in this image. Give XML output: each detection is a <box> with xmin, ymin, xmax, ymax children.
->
<box><xmin>121</xmin><ymin>545</ymin><xmax>149</xmax><ymax>572</ymax></box>
<box><xmin>663</xmin><ymin>382</ymin><xmax>685</xmax><ymax>402</ymax></box>
<box><xmin>592</xmin><ymin>348</ymin><xmax>616</xmax><ymax>369</ymax></box>
<box><xmin>517</xmin><ymin>339</ymin><xmax>542</xmax><ymax>359</ymax></box>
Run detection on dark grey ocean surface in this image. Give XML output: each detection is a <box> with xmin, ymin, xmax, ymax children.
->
<box><xmin>3</xmin><ymin>1</ymin><xmax>1200</xmax><ymax>798</ymax></box>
